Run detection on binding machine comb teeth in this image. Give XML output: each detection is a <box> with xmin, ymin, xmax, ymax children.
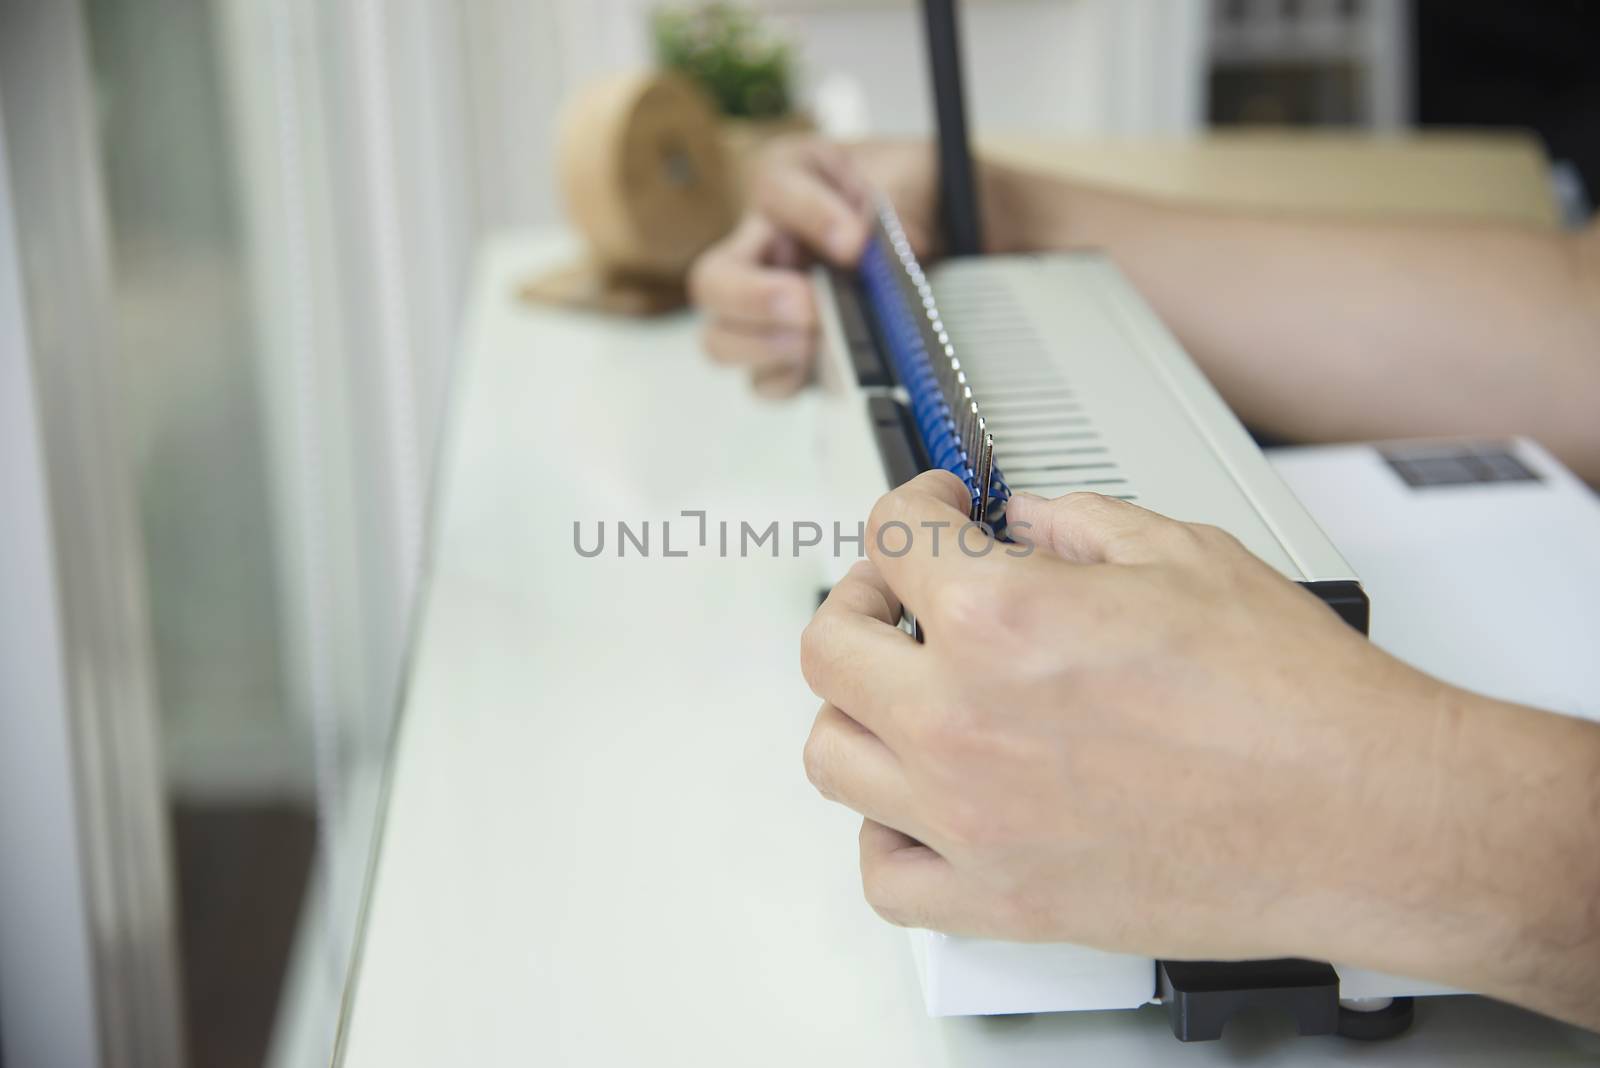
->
<box><xmin>856</xmin><ymin>197</ymin><xmax>1009</xmax><ymax>532</ymax></box>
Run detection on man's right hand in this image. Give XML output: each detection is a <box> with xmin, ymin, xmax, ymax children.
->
<box><xmin>688</xmin><ymin>137</ymin><xmax>934</xmax><ymax>398</ymax></box>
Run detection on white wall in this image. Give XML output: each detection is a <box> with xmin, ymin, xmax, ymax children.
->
<box><xmin>779</xmin><ymin>0</ymin><xmax>1205</xmax><ymax>139</ymax></box>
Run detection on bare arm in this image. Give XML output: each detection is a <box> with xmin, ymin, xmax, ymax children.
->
<box><xmin>1421</xmin><ymin>689</ymin><xmax>1600</xmax><ymax>1031</ymax></box>
<box><xmin>984</xmin><ymin>162</ymin><xmax>1600</xmax><ymax>483</ymax></box>
<box><xmin>691</xmin><ymin>137</ymin><xmax>1600</xmax><ymax>479</ymax></box>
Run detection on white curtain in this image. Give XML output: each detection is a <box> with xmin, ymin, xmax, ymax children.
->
<box><xmin>216</xmin><ymin>1</ymin><xmax>488</xmax><ymax>1059</ymax></box>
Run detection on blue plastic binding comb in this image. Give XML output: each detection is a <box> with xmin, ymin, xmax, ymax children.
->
<box><xmin>855</xmin><ymin>200</ymin><xmax>1011</xmax><ymax>534</ymax></box>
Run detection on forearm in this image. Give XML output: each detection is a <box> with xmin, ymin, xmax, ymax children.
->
<box><xmin>984</xmin><ymin>160</ymin><xmax>1600</xmax><ymax>483</ymax></box>
<box><xmin>1329</xmin><ymin>685</ymin><xmax>1600</xmax><ymax>1030</ymax></box>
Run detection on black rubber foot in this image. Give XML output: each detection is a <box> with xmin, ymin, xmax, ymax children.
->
<box><xmin>1158</xmin><ymin>959</ymin><xmax>1339</xmax><ymax>1042</ymax></box>
<box><xmin>1337</xmin><ymin>997</ymin><xmax>1415</xmax><ymax>1041</ymax></box>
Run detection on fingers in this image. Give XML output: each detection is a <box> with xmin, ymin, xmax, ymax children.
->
<box><xmin>806</xmin><ymin>140</ymin><xmax>873</xmax><ymax>219</ymax></box>
<box><xmin>688</xmin><ymin>216</ymin><xmax>816</xmax><ymax>331</ymax></box>
<box><xmin>857</xmin><ymin>818</ymin><xmax>979</xmax><ymax>933</ymax></box>
<box><xmin>752</xmin><ymin>152</ymin><xmax>869</xmax><ymax>266</ymax></box>
<box><xmin>1004</xmin><ymin>491</ymin><xmax>1194</xmax><ymax>565</ymax></box>
<box><xmin>803</xmin><ymin>705</ymin><xmax>925</xmax><ymax>840</ymax></box>
<box><xmin>800</xmin><ymin>562</ymin><xmax>923</xmax><ymax>742</ymax></box>
<box><xmin>865</xmin><ymin>470</ymin><xmax>1013</xmax><ymax>628</ymax></box>
<box><xmin>689</xmin><ymin>137</ymin><xmax>874</xmax><ymax>396</ymax></box>
<box><xmin>823</xmin><ymin>558</ymin><xmax>903</xmax><ymax>626</ymax></box>
<box><xmin>690</xmin><ymin>215</ymin><xmax>819</xmax><ymax>390</ymax></box>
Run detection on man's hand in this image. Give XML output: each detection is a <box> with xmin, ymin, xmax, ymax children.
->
<box><xmin>687</xmin><ymin>138</ymin><xmax>934</xmax><ymax>397</ymax></box>
<box><xmin>800</xmin><ymin>471</ymin><xmax>1600</xmax><ymax>1030</ymax></box>
<box><xmin>801</xmin><ymin>472</ymin><xmax>1425</xmax><ymax>960</ymax></box>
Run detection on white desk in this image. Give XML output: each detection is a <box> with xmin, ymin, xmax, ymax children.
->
<box><xmin>335</xmin><ymin>234</ymin><xmax>1597</xmax><ymax>1066</ymax></box>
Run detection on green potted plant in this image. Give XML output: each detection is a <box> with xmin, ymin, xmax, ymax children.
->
<box><xmin>652</xmin><ymin>3</ymin><xmax>811</xmax><ymax>184</ymax></box>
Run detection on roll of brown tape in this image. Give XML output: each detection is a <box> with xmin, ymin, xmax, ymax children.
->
<box><xmin>557</xmin><ymin>71</ymin><xmax>737</xmax><ymax>282</ymax></box>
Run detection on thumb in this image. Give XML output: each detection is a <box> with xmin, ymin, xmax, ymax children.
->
<box><xmin>1004</xmin><ymin>491</ymin><xmax>1181</xmax><ymax>565</ymax></box>
<box><xmin>753</xmin><ymin>145</ymin><xmax>871</xmax><ymax>267</ymax></box>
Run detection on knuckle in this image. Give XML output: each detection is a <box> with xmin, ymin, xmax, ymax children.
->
<box><xmin>1156</xmin><ymin>523</ymin><xmax>1241</xmax><ymax>575</ymax></box>
<box><xmin>924</xmin><ymin>578</ymin><xmax>994</xmax><ymax>637</ymax></box>
<box><xmin>1191</xmin><ymin>523</ymin><xmax>1243</xmax><ymax>553</ymax></box>
<box><xmin>797</xmin><ymin>613</ymin><xmax>835</xmax><ymax>695</ymax></box>
<box><xmin>859</xmin><ymin>859</ymin><xmax>919</xmax><ymax>929</ymax></box>
<box><xmin>844</xmin><ymin>561</ymin><xmax>888</xmax><ymax>615</ymax></box>
<box><xmin>1059</xmin><ymin>489</ymin><xmax>1110</xmax><ymax>513</ymax></box>
<box><xmin>984</xmin><ymin>571</ymin><xmax>1043</xmax><ymax>639</ymax></box>
<box><xmin>1057</xmin><ymin>493</ymin><xmax>1147</xmax><ymax>558</ymax></box>
<box><xmin>1058</xmin><ymin>490</ymin><xmax>1119</xmax><ymax>526</ymax></box>
<box><xmin>833</xmin><ymin>575</ymin><xmax>888</xmax><ymax>624</ymax></box>
<box><xmin>1167</xmin><ymin>522</ymin><xmax>1208</xmax><ymax>557</ymax></box>
<box><xmin>847</xmin><ymin>559</ymin><xmax>878</xmax><ymax>579</ymax></box>
<box><xmin>860</xmin><ymin>871</ymin><xmax>908</xmax><ymax>927</ymax></box>
<box><xmin>801</xmin><ymin>722</ymin><xmax>837</xmax><ymax>800</ymax></box>
<box><xmin>917</xmin><ymin>468</ymin><xmax>970</xmax><ymax>508</ymax></box>
<box><xmin>866</xmin><ymin>487</ymin><xmax>912</xmax><ymax>549</ymax></box>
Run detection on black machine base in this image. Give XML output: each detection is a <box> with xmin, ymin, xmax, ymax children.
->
<box><xmin>1158</xmin><ymin>960</ymin><xmax>1415</xmax><ymax>1042</ymax></box>
<box><xmin>1159</xmin><ymin>959</ymin><xmax>1339</xmax><ymax>1042</ymax></box>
